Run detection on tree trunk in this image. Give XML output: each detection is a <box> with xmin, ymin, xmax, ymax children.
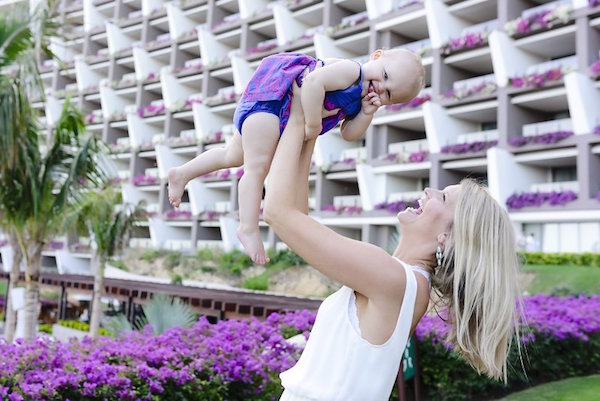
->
<box><xmin>4</xmin><ymin>236</ymin><xmax>23</xmax><ymax>343</ymax></box>
<box><xmin>22</xmin><ymin>242</ymin><xmax>43</xmax><ymax>340</ymax></box>
<box><xmin>89</xmin><ymin>253</ymin><xmax>105</xmax><ymax>339</ymax></box>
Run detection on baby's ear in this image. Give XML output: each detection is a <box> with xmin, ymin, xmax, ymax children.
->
<box><xmin>370</xmin><ymin>49</ymin><xmax>384</xmax><ymax>60</ymax></box>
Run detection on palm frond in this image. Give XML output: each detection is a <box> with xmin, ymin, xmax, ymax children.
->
<box><xmin>0</xmin><ymin>16</ymin><xmax>33</xmax><ymax>69</ymax></box>
<box><xmin>104</xmin><ymin>313</ymin><xmax>133</xmax><ymax>337</ymax></box>
<box><xmin>63</xmin><ymin>185</ymin><xmax>148</xmax><ymax>258</ymax></box>
<box><xmin>135</xmin><ymin>294</ymin><xmax>197</xmax><ymax>335</ymax></box>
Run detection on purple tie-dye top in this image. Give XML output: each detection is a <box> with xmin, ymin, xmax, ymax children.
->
<box><xmin>240</xmin><ymin>52</ymin><xmax>363</xmax><ymax>135</ymax></box>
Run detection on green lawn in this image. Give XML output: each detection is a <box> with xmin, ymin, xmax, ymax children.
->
<box><xmin>496</xmin><ymin>375</ymin><xmax>600</xmax><ymax>401</ymax></box>
<box><xmin>523</xmin><ymin>264</ymin><xmax>600</xmax><ymax>295</ymax></box>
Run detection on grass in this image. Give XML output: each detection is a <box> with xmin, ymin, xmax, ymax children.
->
<box><xmin>496</xmin><ymin>375</ymin><xmax>600</xmax><ymax>401</ymax></box>
<box><xmin>523</xmin><ymin>264</ymin><xmax>600</xmax><ymax>295</ymax></box>
<box><xmin>0</xmin><ymin>281</ymin><xmax>5</xmax><ymax>296</ymax></box>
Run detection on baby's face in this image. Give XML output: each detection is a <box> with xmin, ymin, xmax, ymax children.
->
<box><xmin>363</xmin><ymin>50</ymin><xmax>423</xmax><ymax>106</ymax></box>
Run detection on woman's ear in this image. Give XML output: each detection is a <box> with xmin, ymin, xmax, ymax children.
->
<box><xmin>437</xmin><ymin>232</ymin><xmax>448</xmax><ymax>247</ymax></box>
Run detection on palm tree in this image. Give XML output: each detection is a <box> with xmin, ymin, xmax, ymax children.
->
<box><xmin>1</xmin><ymin>230</ymin><xmax>23</xmax><ymax>343</ymax></box>
<box><xmin>105</xmin><ymin>293</ymin><xmax>197</xmax><ymax>337</ymax></box>
<box><xmin>65</xmin><ymin>186</ymin><xmax>147</xmax><ymax>338</ymax></box>
<box><xmin>0</xmin><ymin>2</ymin><xmax>105</xmax><ymax>340</ymax></box>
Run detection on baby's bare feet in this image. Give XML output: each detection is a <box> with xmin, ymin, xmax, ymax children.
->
<box><xmin>167</xmin><ymin>167</ymin><xmax>186</xmax><ymax>208</ymax></box>
<box><xmin>237</xmin><ymin>227</ymin><xmax>269</xmax><ymax>265</ymax></box>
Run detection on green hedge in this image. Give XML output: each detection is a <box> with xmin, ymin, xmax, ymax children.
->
<box><xmin>520</xmin><ymin>252</ymin><xmax>600</xmax><ymax>267</ymax></box>
<box><xmin>417</xmin><ymin>332</ymin><xmax>600</xmax><ymax>401</ymax></box>
<box><xmin>59</xmin><ymin>320</ymin><xmax>111</xmax><ymax>337</ymax></box>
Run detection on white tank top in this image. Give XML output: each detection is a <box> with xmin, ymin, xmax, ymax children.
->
<box><xmin>279</xmin><ymin>257</ymin><xmax>418</xmax><ymax>401</ymax></box>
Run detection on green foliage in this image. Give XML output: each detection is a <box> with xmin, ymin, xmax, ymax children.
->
<box><xmin>170</xmin><ymin>273</ymin><xmax>183</xmax><ymax>285</ymax></box>
<box><xmin>110</xmin><ymin>259</ymin><xmax>128</xmax><ymax>271</ymax></box>
<box><xmin>104</xmin><ymin>313</ymin><xmax>132</xmax><ymax>337</ymax></box>
<box><xmin>417</xmin><ymin>332</ymin><xmax>600</xmax><ymax>401</ymax></box>
<box><xmin>200</xmin><ymin>265</ymin><xmax>216</xmax><ymax>273</ymax></box>
<box><xmin>280</xmin><ymin>324</ymin><xmax>303</xmax><ymax>339</ymax></box>
<box><xmin>134</xmin><ymin>294</ymin><xmax>197</xmax><ymax>336</ymax></box>
<box><xmin>140</xmin><ymin>249</ymin><xmax>163</xmax><ymax>263</ymax></box>
<box><xmin>218</xmin><ymin>249</ymin><xmax>253</xmax><ymax>275</ymax></box>
<box><xmin>58</xmin><ymin>320</ymin><xmax>110</xmax><ymax>336</ymax></box>
<box><xmin>242</xmin><ymin>274</ymin><xmax>269</xmax><ymax>291</ymax></box>
<box><xmin>37</xmin><ymin>323</ymin><xmax>52</xmax><ymax>334</ymax></box>
<box><xmin>266</xmin><ymin>248</ymin><xmax>306</xmax><ymax>267</ymax></box>
<box><xmin>521</xmin><ymin>252</ymin><xmax>600</xmax><ymax>267</ymax></box>
<box><xmin>166</xmin><ymin>251</ymin><xmax>181</xmax><ymax>269</ymax></box>
<box><xmin>195</xmin><ymin>247</ymin><xmax>214</xmax><ymax>260</ymax></box>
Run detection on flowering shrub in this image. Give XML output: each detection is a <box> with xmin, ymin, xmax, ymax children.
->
<box><xmin>137</xmin><ymin>101</ymin><xmax>166</xmax><ymax>117</ymax></box>
<box><xmin>165</xmin><ymin>135</ymin><xmax>198</xmax><ymax>148</ymax></box>
<box><xmin>506</xmin><ymin>190</ymin><xmax>577</xmax><ymax>210</ymax></box>
<box><xmin>321</xmin><ymin>204</ymin><xmax>362</xmax><ymax>215</ymax></box>
<box><xmin>385</xmin><ymin>93</ymin><xmax>431</xmax><ymax>112</ymax></box>
<box><xmin>595</xmin><ymin>125</ymin><xmax>600</xmax><ymax>135</ymax></box>
<box><xmin>201</xmin><ymin>169</ymin><xmax>233</xmax><ymax>181</ymax></box>
<box><xmin>326</xmin><ymin>12</ymin><xmax>369</xmax><ymax>35</ymax></box>
<box><xmin>508</xmin><ymin>130</ymin><xmax>573</xmax><ymax>147</ymax></box>
<box><xmin>591</xmin><ymin>59</ymin><xmax>600</xmax><ymax>79</ymax></box>
<box><xmin>374</xmin><ymin>199</ymin><xmax>419</xmax><ymax>214</ymax></box>
<box><xmin>509</xmin><ymin>66</ymin><xmax>572</xmax><ymax>89</ymax></box>
<box><xmin>442</xmin><ymin>31</ymin><xmax>490</xmax><ymax>55</ymax></box>
<box><xmin>443</xmin><ymin>81</ymin><xmax>496</xmax><ymax>100</ymax></box>
<box><xmin>418</xmin><ymin>294</ymin><xmax>600</xmax><ymax>401</ymax></box>
<box><xmin>131</xmin><ymin>174</ymin><xmax>158</xmax><ymax>186</ymax></box>
<box><xmin>164</xmin><ymin>209</ymin><xmax>192</xmax><ymax>219</ymax></box>
<box><xmin>173</xmin><ymin>61</ymin><xmax>203</xmax><ymax>75</ymax></box>
<box><xmin>108</xmin><ymin>141</ymin><xmax>131</xmax><ymax>153</ymax></box>
<box><xmin>178</xmin><ymin>28</ymin><xmax>198</xmax><ymax>42</ymax></box>
<box><xmin>172</xmin><ymin>97</ymin><xmax>203</xmax><ymax>112</ymax></box>
<box><xmin>395</xmin><ymin>0</ymin><xmax>423</xmax><ymax>12</ymax></box>
<box><xmin>85</xmin><ymin>111</ymin><xmax>103</xmax><ymax>125</ymax></box>
<box><xmin>441</xmin><ymin>140</ymin><xmax>498</xmax><ymax>154</ymax></box>
<box><xmin>0</xmin><ymin>312</ymin><xmax>314</xmax><ymax>401</ymax></box>
<box><xmin>377</xmin><ymin>150</ymin><xmax>428</xmax><ymax>164</ymax></box>
<box><xmin>1</xmin><ymin>296</ymin><xmax>599</xmax><ymax>400</ymax></box>
<box><xmin>246</xmin><ymin>41</ymin><xmax>278</xmax><ymax>56</ymax></box>
<box><xmin>504</xmin><ymin>4</ymin><xmax>572</xmax><ymax>37</ymax></box>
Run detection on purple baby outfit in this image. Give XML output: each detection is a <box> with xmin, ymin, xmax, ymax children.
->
<box><xmin>233</xmin><ymin>52</ymin><xmax>363</xmax><ymax>136</ymax></box>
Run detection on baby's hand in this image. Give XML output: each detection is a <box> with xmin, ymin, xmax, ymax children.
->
<box><xmin>362</xmin><ymin>92</ymin><xmax>381</xmax><ymax>115</ymax></box>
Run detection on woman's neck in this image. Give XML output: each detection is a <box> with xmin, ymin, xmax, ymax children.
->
<box><xmin>393</xmin><ymin>240</ymin><xmax>435</xmax><ymax>274</ymax></box>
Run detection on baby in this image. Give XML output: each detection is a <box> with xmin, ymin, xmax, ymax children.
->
<box><xmin>168</xmin><ymin>49</ymin><xmax>425</xmax><ymax>264</ymax></box>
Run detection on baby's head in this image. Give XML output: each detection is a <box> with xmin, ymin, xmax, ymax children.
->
<box><xmin>362</xmin><ymin>48</ymin><xmax>425</xmax><ymax>105</ymax></box>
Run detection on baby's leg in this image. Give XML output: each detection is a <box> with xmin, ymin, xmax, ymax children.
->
<box><xmin>237</xmin><ymin>112</ymin><xmax>280</xmax><ymax>264</ymax></box>
<box><xmin>168</xmin><ymin>134</ymin><xmax>243</xmax><ymax>207</ymax></box>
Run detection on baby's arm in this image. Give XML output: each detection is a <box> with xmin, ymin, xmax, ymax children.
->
<box><xmin>300</xmin><ymin>59</ymin><xmax>360</xmax><ymax>141</ymax></box>
<box><xmin>340</xmin><ymin>92</ymin><xmax>381</xmax><ymax>142</ymax></box>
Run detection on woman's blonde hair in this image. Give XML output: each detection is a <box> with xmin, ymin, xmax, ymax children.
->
<box><xmin>432</xmin><ymin>178</ymin><xmax>522</xmax><ymax>382</ymax></box>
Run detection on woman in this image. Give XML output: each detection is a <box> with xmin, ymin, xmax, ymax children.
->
<box><xmin>263</xmin><ymin>82</ymin><xmax>522</xmax><ymax>401</ymax></box>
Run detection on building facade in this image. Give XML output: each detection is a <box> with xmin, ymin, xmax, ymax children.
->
<box><xmin>9</xmin><ymin>0</ymin><xmax>600</xmax><ymax>271</ymax></box>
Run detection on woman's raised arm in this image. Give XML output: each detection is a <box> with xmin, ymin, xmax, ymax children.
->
<box><xmin>263</xmin><ymin>83</ymin><xmax>405</xmax><ymax>301</ymax></box>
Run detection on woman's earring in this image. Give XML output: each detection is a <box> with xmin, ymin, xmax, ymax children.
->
<box><xmin>436</xmin><ymin>244</ymin><xmax>443</xmax><ymax>268</ymax></box>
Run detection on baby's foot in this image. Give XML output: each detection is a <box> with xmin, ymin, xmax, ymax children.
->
<box><xmin>168</xmin><ymin>167</ymin><xmax>186</xmax><ymax>208</ymax></box>
<box><xmin>237</xmin><ymin>227</ymin><xmax>270</xmax><ymax>265</ymax></box>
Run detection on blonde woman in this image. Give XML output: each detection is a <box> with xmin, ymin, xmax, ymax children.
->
<box><xmin>263</xmin><ymin>82</ymin><xmax>521</xmax><ymax>401</ymax></box>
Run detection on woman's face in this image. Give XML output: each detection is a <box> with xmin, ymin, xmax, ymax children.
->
<box><xmin>397</xmin><ymin>185</ymin><xmax>461</xmax><ymax>237</ymax></box>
